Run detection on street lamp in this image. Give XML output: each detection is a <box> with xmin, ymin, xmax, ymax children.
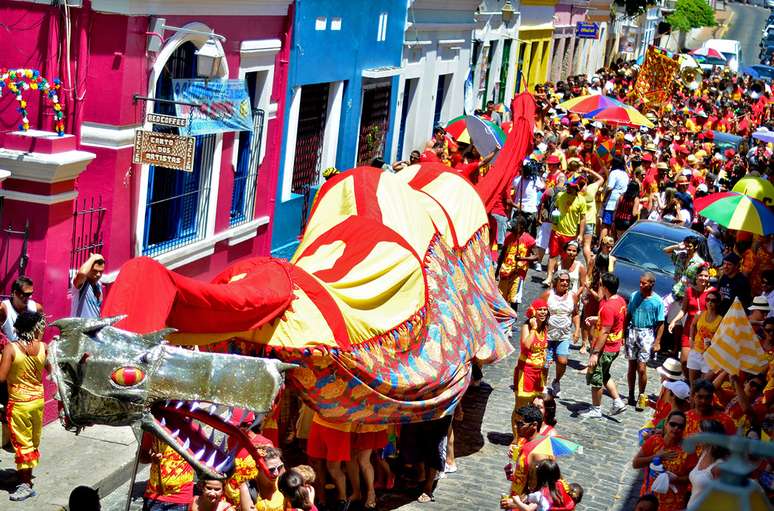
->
<box><xmin>502</xmin><ymin>0</ymin><xmax>515</xmax><ymax>23</ymax></box>
<box><xmin>195</xmin><ymin>38</ymin><xmax>224</xmax><ymax>78</ymax></box>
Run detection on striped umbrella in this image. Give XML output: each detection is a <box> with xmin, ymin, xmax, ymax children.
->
<box><xmin>704</xmin><ymin>299</ymin><xmax>768</xmax><ymax>376</ymax></box>
<box><xmin>583</xmin><ymin>104</ymin><xmax>655</xmax><ymax>128</ymax></box>
<box><xmin>445</xmin><ymin>115</ymin><xmax>506</xmax><ymax>146</ymax></box>
<box><xmin>732</xmin><ymin>176</ymin><xmax>774</xmax><ymax>206</ymax></box>
<box><xmin>690</xmin><ymin>47</ymin><xmax>726</xmax><ymax>61</ymax></box>
<box><xmin>556</xmin><ymin>94</ymin><xmax>626</xmax><ymax>115</ymax></box>
<box><xmin>694</xmin><ymin>191</ymin><xmax>774</xmax><ymax>235</ymax></box>
<box><xmin>528</xmin><ymin>435</ymin><xmax>584</xmax><ymax>458</ymax></box>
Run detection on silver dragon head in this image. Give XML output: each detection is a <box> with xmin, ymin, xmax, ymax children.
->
<box><xmin>48</xmin><ymin>316</ymin><xmax>294</xmax><ymax>479</ymax></box>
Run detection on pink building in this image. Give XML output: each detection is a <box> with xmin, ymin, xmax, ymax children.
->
<box><xmin>0</xmin><ymin>0</ymin><xmax>293</xmax><ymax>421</ymax></box>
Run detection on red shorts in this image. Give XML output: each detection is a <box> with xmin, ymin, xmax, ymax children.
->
<box><xmin>549</xmin><ymin>231</ymin><xmax>575</xmax><ymax>258</ymax></box>
<box><xmin>353</xmin><ymin>429</ymin><xmax>388</xmax><ymax>451</ymax></box>
<box><xmin>307</xmin><ymin>422</ymin><xmax>351</xmax><ymax>461</ymax></box>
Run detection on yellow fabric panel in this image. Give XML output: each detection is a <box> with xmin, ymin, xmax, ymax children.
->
<box><xmin>291</xmin><ymin>174</ymin><xmax>357</xmax><ymax>264</ymax></box>
<box><xmin>294</xmin><ymin>239</ymin><xmax>347</xmax><ymax>275</ymax></box>
<box><xmin>412</xmin><ymin>193</ymin><xmax>454</xmax><ymax>247</ymax></box>
<box><xmin>410</xmin><ymin>172</ymin><xmax>488</xmax><ymax>247</ymax></box>
<box><xmin>320</xmin><ymin>240</ymin><xmax>425</xmax><ymax>345</ymax></box>
<box><xmin>375</xmin><ymin>173</ymin><xmax>437</xmax><ymax>259</ymax></box>
<box><xmin>168</xmin><ymin>286</ymin><xmax>337</xmax><ymax>349</ymax></box>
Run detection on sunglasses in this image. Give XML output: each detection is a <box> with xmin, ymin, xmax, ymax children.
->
<box><xmin>668</xmin><ymin>421</ymin><xmax>686</xmax><ymax>429</ymax></box>
<box><xmin>267</xmin><ymin>464</ymin><xmax>284</xmax><ymax>474</ymax></box>
<box><xmin>16</xmin><ymin>291</ymin><xmax>33</xmax><ymax>298</ymax></box>
<box><xmin>706</xmin><ymin>298</ymin><xmax>718</xmax><ymax>303</ymax></box>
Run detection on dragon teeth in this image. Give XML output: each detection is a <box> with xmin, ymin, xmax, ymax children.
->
<box><xmin>190</xmin><ymin>401</ymin><xmax>201</xmax><ymax>412</ymax></box>
<box><xmin>218</xmin><ymin>435</ymin><xmax>228</xmax><ymax>452</ymax></box>
<box><xmin>208</xmin><ymin>404</ymin><xmax>217</xmax><ymax>415</ymax></box>
<box><xmin>175</xmin><ymin>401</ymin><xmax>184</xmax><ymax>409</ymax></box>
<box><xmin>160</xmin><ymin>417</ymin><xmax>166</xmax><ymax>427</ymax></box>
<box><xmin>194</xmin><ymin>448</ymin><xmax>206</xmax><ymax>461</ymax></box>
<box><xmin>170</xmin><ymin>429</ymin><xmax>180</xmax><ymax>438</ymax></box>
<box><xmin>221</xmin><ymin>407</ymin><xmax>233</xmax><ymax>422</ymax></box>
<box><xmin>208</xmin><ymin>430</ymin><xmax>216</xmax><ymax>444</ymax></box>
<box><xmin>215</xmin><ymin>453</ymin><xmax>233</xmax><ymax>472</ymax></box>
<box><xmin>205</xmin><ymin>451</ymin><xmax>217</xmax><ymax>467</ymax></box>
<box><xmin>182</xmin><ymin>438</ymin><xmax>190</xmax><ymax>451</ymax></box>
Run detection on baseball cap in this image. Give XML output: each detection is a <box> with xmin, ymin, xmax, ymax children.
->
<box><xmin>663</xmin><ymin>380</ymin><xmax>691</xmax><ymax>400</ymax></box>
<box><xmin>546</xmin><ymin>155</ymin><xmax>561</xmax><ymax>165</ymax></box>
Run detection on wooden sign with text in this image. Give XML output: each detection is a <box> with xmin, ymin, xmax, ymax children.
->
<box><xmin>146</xmin><ymin>112</ymin><xmax>189</xmax><ymax>128</ymax></box>
<box><xmin>132</xmin><ymin>130</ymin><xmax>195</xmax><ymax>172</ymax></box>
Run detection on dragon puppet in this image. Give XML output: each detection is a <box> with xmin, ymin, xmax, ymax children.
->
<box><xmin>48</xmin><ymin>163</ymin><xmax>520</xmax><ymax>480</ymax></box>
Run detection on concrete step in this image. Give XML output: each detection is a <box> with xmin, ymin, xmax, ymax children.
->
<box><xmin>0</xmin><ymin>421</ymin><xmax>137</xmax><ymax>510</ymax></box>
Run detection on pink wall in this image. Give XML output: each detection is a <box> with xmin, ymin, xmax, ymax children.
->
<box><xmin>0</xmin><ymin>1</ymin><xmax>292</xmax><ymax>422</ymax></box>
<box><xmin>553</xmin><ymin>4</ymin><xmax>587</xmax><ymax>27</ymax></box>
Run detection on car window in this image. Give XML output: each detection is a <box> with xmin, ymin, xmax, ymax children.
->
<box><xmin>612</xmin><ymin>232</ymin><xmax>677</xmax><ymax>275</ymax></box>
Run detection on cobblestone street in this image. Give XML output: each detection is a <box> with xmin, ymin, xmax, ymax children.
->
<box><xmin>382</xmin><ymin>267</ymin><xmax>658</xmax><ymax>511</ymax></box>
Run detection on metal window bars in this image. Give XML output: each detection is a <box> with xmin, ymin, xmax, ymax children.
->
<box><xmin>230</xmin><ymin>108</ymin><xmax>266</xmax><ymax>226</ymax></box>
<box><xmin>357</xmin><ymin>83</ymin><xmax>392</xmax><ymax>166</ymax></box>
<box><xmin>69</xmin><ymin>196</ymin><xmax>106</xmax><ymax>281</ymax></box>
<box><xmin>291</xmin><ymin>83</ymin><xmax>330</xmax><ymax>195</ymax></box>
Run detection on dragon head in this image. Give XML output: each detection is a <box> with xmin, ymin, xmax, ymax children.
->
<box><xmin>48</xmin><ymin>316</ymin><xmax>294</xmax><ymax>479</ymax></box>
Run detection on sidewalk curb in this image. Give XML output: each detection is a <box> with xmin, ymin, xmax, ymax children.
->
<box><xmin>82</xmin><ymin>456</ymin><xmax>138</xmax><ymax>511</ymax></box>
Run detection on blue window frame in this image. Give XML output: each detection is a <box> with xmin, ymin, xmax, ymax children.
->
<box><xmin>433</xmin><ymin>74</ymin><xmax>449</xmax><ymax>127</ymax></box>
<box><xmin>230</xmin><ymin>73</ymin><xmax>265</xmax><ymax>226</ymax></box>
<box><xmin>142</xmin><ymin>42</ymin><xmax>214</xmax><ymax>256</ymax></box>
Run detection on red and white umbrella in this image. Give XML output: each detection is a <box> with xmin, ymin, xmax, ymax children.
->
<box><xmin>690</xmin><ymin>47</ymin><xmax>726</xmax><ymax>61</ymax></box>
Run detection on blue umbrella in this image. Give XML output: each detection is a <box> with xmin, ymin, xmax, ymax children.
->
<box><xmin>752</xmin><ymin>127</ymin><xmax>774</xmax><ymax>144</ymax></box>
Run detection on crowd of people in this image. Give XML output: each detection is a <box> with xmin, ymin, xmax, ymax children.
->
<box><xmin>482</xmin><ymin>61</ymin><xmax>773</xmax><ymax>511</ymax></box>
<box><xmin>0</xmin><ymin>56</ymin><xmax>772</xmax><ymax>511</ymax></box>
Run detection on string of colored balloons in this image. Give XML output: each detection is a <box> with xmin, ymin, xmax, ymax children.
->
<box><xmin>0</xmin><ymin>68</ymin><xmax>64</xmax><ymax>136</ymax></box>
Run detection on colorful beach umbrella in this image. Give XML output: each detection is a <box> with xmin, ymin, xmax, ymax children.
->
<box><xmin>596</xmin><ymin>139</ymin><xmax>614</xmax><ymax>162</ymax></box>
<box><xmin>529</xmin><ymin>435</ymin><xmax>584</xmax><ymax>458</ymax></box>
<box><xmin>445</xmin><ymin>115</ymin><xmax>506</xmax><ymax>148</ymax></box>
<box><xmin>466</xmin><ymin>115</ymin><xmax>506</xmax><ymax>157</ymax></box>
<box><xmin>732</xmin><ymin>176</ymin><xmax>774</xmax><ymax>206</ymax></box>
<box><xmin>690</xmin><ymin>47</ymin><xmax>726</xmax><ymax>61</ymax></box>
<box><xmin>583</xmin><ymin>104</ymin><xmax>655</xmax><ymax>128</ymax></box>
<box><xmin>694</xmin><ymin>191</ymin><xmax>774</xmax><ymax>235</ymax></box>
<box><xmin>556</xmin><ymin>94</ymin><xmax>627</xmax><ymax>115</ymax></box>
<box><xmin>704</xmin><ymin>299</ymin><xmax>768</xmax><ymax>376</ymax></box>
<box><xmin>752</xmin><ymin>127</ymin><xmax>774</xmax><ymax>144</ymax></box>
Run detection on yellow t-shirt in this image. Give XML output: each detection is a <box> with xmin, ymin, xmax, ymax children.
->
<box><xmin>254</xmin><ymin>487</ymin><xmax>285</xmax><ymax>511</ymax></box>
<box><xmin>554</xmin><ymin>192</ymin><xmax>587</xmax><ymax>237</ymax></box>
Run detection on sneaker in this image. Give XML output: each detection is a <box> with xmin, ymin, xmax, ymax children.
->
<box><xmin>609</xmin><ymin>400</ymin><xmax>627</xmax><ymax>416</ymax></box>
<box><xmin>579</xmin><ymin>407</ymin><xmax>603</xmax><ymax>419</ymax></box>
<box><xmin>9</xmin><ymin>483</ymin><xmax>36</xmax><ymax>502</ymax></box>
<box><xmin>636</xmin><ymin>393</ymin><xmax>648</xmax><ymax>412</ymax></box>
<box><xmin>550</xmin><ymin>379</ymin><xmax>561</xmax><ymax>398</ymax></box>
<box><xmin>533</xmin><ymin>262</ymin><xmax>543</xmax><ymax>271</ymax></box>
<box><xmin>445</xmin><ymin>462</ymin><xmax>458</xmax><ymax>474</ymax></box>
<box><xmin>541</xmin><ymin>278</ymin><xmax>551</xmax><ymax>287</ymax></box>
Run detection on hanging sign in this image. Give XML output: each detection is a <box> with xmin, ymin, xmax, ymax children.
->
<box><xmin>172</xmin><ymin>79</ymin><xmax>253</xmax><ymax>135</ymax></box>
<box><xmin>146</xmin><ymin>112</ymin><xmax>188</xmax><ymax>128</ymax></box>
<box><xmin>132</xmin><ymin>130</ymin><xmax>195</xmax><ymax>172</ymax></box>
<box><xmin>576</xmin><ymin>22</ymin><xmax>600</xmax><ymax>39</ymax></box>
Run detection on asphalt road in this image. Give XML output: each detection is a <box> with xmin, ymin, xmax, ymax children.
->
<box><xmin>726</xmin><ymin>2</ymin><xmax>771</xmax><ymax>67</ymax></box>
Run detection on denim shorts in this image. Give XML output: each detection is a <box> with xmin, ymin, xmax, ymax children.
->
<box><xmin>583</xmin><ymin>222</ymin><xmax>596</xmax><ymax>236</ymax></box>
<box><xmin>546</xmin><ymin>339</ymin><xmax>571</xmax><ymax>363</ymax></box>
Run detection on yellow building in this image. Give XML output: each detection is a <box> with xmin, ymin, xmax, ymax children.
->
<box><xmin>514</xmin><ymin>0</ymin><xmax>556</xmax><ymax>91</ymax></box>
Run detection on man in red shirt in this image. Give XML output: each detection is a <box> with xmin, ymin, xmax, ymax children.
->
<box><xmin>684</xmin><ymin>379</ymin><xmax>736</xmax><ymax>436</ymax></box>
<box><xmin>140</xmin><ymin>432</ymin><xmax>194</xmax><ymax>511</ymax></box>
<box><xmin>581</xmin><ymin>272</ymin><xmax>628</xmax><ymax>418</ymax></box>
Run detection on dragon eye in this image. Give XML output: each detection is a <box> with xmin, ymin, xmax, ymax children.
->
<box><xmin>110</xmin><ymin>366</ymin><xmax>146</xmax><ymax>387</ymax></box>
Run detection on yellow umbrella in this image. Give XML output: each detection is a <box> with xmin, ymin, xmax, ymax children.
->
<box><xmin>704</xmin><ymin>299</ymin><xmax>768</xmax><ymax>376</ymax></box>
<box><xmin>732</xmin><ymin>176</ymin><xmax>774</xmax><ymax>206</ymax></box>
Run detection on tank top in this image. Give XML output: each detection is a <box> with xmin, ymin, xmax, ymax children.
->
<box><xmin>614</xmin><ymin>195</ymin><xmax>636</xmax><ymax>223</ymax></box>
<box><xmin>547</xmin><ymin>291</ymin><xmax>575</xmax><ymax>341</ymax></box>
<box><xmin>1</xmin><ymin>299</ymin><xmax>38</xmax><ymax>341</ymax></box>
<box><xmin>7</xmin><ymin>341</ymin><xmax>45</xmax><ymax>402</ymax></box>
<box><xmin>693</xmin><ymin>312</ymin><xmax>722</xmax><ymax>353</ymax></box>
<box><xmin>687</xmin><ymin>453</ymin><xmax>722</xmax><ymax>508</ymax></box>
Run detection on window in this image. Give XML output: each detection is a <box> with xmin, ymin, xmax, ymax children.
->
<box><xmin>396</xmin><ymin>78</ymin><xmax>417</xmax><ymax>160</ymax></box>
<box><xmin>142</xmin><ymin>42</ymin><xmax>215</xmax><ymax>256</ymax></box>
<box><xmin>377</xmin><ymin>12</ymin><xmax>388</xmax><ymax>42</ymax></box>
<box><xmin>231</xmin><ymin>71</ymin><xmax>267</xmax><ymax>226</ymax></box>
<box><xmin>291</xmin><ymin>83</ymin><xmax>330</xmax><ymax>194</ymax></box>
<box><xmin>433</xmin><ymin>74</ymin><xmax>450</xmax><ymax>127</ymax></box>
<box><xmin>357</xmin><ymin>82</ymin><xmax>392</xmax><ymax>166</ymax></box>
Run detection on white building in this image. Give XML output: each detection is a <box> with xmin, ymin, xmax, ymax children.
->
<box><xmin>471</xmin><ymin>0</ymin><xmax>521</xmax><ymax>110</ymax></box>
<box><xmin>390</xmin><ymin>0</ymin><xmax>481</xmax><ymax>161</ymax></box>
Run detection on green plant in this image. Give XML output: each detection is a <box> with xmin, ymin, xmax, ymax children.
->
<box><xmin>364</xmin><ymin>125</ymin><xmax>382</xmax><ymax>153</ymax></box>
<box><xmin>666</xmin><ymin>0</ymin><xmax>716</xmax><ymax>31</ymax></box>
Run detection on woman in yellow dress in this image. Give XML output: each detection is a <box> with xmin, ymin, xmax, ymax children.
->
<box><xmin>0</xmin><ymin>310</ymin><xmax>48</xmax><ymax>501</ymax></box>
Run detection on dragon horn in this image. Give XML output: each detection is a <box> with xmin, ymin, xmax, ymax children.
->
<box><xmin>142</xmin><ymin>328</ymin><xmax>177</xmax><ymax>345</ymax></box>
<box><xmin>52</xmin><ymin>315</ymin><xmax>127</xmax><ymax>336</ymax></box>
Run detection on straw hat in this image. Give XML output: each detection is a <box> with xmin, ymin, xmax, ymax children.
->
<box><xmin>657</xmin><ymin>358</ymin><xmax>684</xmax><ymax>381</ymax></box>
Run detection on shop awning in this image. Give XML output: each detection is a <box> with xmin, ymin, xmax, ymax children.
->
<box><xmin>362</xmin><ymin>66</ymin><xmax>402</xmax><ymax>79</ymax></box>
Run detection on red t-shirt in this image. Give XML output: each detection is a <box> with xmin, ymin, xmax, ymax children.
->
<box><xmin>597</xmin><ymin>295</ymin><xmax>627</xmax><ymax>353</ymax></box>
<box><xmin>685</xmin><ymin>409</ymin><xmax>736</xmax><ymax>436</ymax></box>
<box><xmin>141</xmin><ymin>433</ymin><xmax>194</xmax><ymax>504</ymax></box>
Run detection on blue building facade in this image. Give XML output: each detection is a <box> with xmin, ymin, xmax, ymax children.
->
<box><xmin>271</xmin><ymin>0</ymin><xmax>407</xmax><ymax>256</ymax></box>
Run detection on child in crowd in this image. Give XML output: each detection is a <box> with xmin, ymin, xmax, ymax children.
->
<box><xmin>189</xmin><ymin>478</ymin><xmax>234</xmax><ymax>511</ymax></box>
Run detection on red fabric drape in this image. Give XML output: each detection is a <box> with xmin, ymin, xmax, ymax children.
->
<box><xmin>475</xmin><ymin>93</ymin><xmax>537</xmax><ymax>213</ymax></box>
<box><xmin>102</xmin><ymin>257</ymin><xmax>294</xmax><ymax>334</ymax></box>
